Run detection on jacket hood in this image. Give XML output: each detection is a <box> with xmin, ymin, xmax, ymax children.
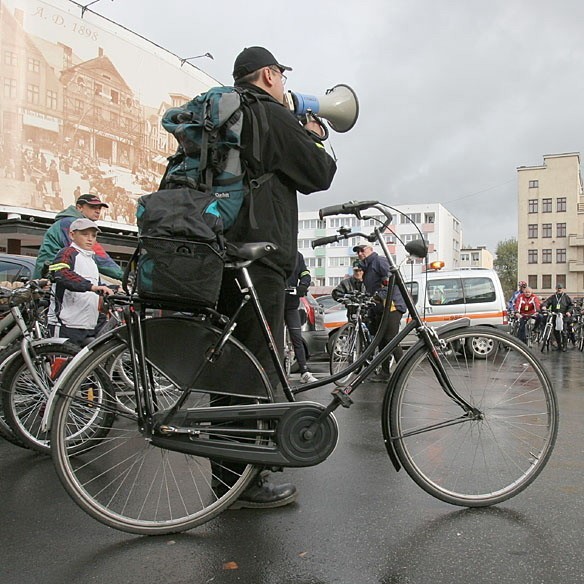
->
<box><xmin>55</xmin><ymin>205</ymin><xmax>82</xmax><ymax>220</ymax></box>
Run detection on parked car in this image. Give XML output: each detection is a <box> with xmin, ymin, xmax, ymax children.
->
<box><xmin>0</xmin><ymin>253</ymin><xmax>36</xmax><ymax>287</ymax></box>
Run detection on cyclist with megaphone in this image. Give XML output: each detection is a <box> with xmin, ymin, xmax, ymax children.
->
<box><xmin>215</xmin><ymin>46</ymin><xmax>338</xmax><ymax>510</ymax></box>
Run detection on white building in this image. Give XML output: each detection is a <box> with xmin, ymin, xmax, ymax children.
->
<box><xmin>297</xmin><ymin>203</ymin><xmax>463</xmax><ymax>288</ymax></box>
<box><xmin>460</xmin><ymin>246</ymin><xmax>494</xmax><ymax>269</ymax></box>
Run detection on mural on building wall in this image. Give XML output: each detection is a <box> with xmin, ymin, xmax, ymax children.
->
<box><xmin>0</xmin><ymin>0</ymin><xmax>217</xmax><ymax>225</ymax></box>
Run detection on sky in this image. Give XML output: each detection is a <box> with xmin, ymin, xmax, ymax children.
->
<box><xmin>87</xmin><ymin>0</ymin><xmax>584</xmax><ymax>252</ymax></box>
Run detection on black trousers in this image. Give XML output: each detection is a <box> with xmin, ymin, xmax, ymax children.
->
<box><xmin>369</xmin><ymin>306</ymin><xmax>404</xmax><ymax>373</ymax></box>
<box><xmin>284</xmin><ymin>304</ymin><xmax>308</xmax><ymax>373</ymax></box>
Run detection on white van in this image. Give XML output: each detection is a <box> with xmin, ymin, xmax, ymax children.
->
<box><xmin>402</xmin><ymin>268</ymin><xmax>508</xmax><ymax>356</ymax></box>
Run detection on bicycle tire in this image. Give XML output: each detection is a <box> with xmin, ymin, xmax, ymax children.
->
<box><xmin>385</xmin><ymin>327</ymin><xmax>558</xmax><ymax>507</ymax></box>
<box><xmin>540</xmin><ymin>321</ymin><xmax>552</xmax><ymax>352</ymax></box>
<box><xmin>51</xmin><ymin>318</ymin><xmax>273</xmax><ymax>535</ymax></box>
<box><xmin>0</xmin><ymin>344</ymin><xmax>29</xmax><ymax>448</ymax></box>
<box><xmin>2</xmin><ymin>342</ymin><xmax>115</xmax><ymax>454</ymax></box>
<box><xmin>329</xmin><ymin>322</ymin><xmax>363</xmax><ymax>385</ymax></box>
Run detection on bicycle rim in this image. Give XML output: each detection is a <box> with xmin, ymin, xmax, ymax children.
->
<box><xmin>388</xmin><ymin>328</ymin><xmax>558</xmax><ymax>507</ymax></box>
<box><xmin>51</xmin><ymin>330</ymin><xmax>272</xmax><ymax>535</ymax></box>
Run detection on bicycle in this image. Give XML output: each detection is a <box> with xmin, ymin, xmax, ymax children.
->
<box><xmin>45</xmin><ymin>200</ymin><xmax>558</xmax><ymax>535</ymax></box>
<box><xmin>328</xmin><ymin>291</ymin><xmax>383</xmax><ymax>385</ymax></box>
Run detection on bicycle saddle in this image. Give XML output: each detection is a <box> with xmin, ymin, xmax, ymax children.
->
<box><xmin>225</xmin><ymin>241</ymin><xmax>278</xmax><ymax>262</ymax></box>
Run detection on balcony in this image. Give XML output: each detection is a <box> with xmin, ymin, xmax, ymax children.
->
<box><xmin>568</xmin><ymin>234</ymin><xmax>584</xmax><ymax>247</ymax></box>
<box><xmin>421</xmin><ymin>222</ymin><xmax>435</xmax><ymax>233</ymax></box>
<box><xmin>568</xmin><ymin>260</ymin><xmax>584</xmax><ymax>272</ymax></box>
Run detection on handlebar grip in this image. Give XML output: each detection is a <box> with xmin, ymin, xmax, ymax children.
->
<box><xmin>312</xmin><ymin>234</ymin><xmax>341</xmax><ymax>248</ymax></box>
<box><xmin>318</xmin><ymin>204</ymin><xmax>347</xmax><ymax>220</ymax></box>
<box><xmin>318</xmin><ymin>200</ymin><xmax>381</xmax><ymax>220</ymax></box>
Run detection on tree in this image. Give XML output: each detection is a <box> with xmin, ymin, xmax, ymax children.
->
<box><xmin>494</xmin><ymin>238</ymin><xmax>518</xmax><ymax>300</ymax></box>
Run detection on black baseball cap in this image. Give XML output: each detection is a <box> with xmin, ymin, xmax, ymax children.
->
<box><xmin>76</xmin><ymin>193</ymin><xmax>109</xmax><ymax>208</ymax></box>
<box><xmin>353</xmin><ymin>244</ymin><xmax>372</xmax><ymax>253</ymax></box>
<box><xmin>233</xmin><ymin>46</ymin><xmax>292</xmax><ymax>80</ymax></box>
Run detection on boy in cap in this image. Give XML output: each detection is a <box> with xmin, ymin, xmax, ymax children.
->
<box><xmin>34</xmin><ymin>193</ymin><xmax>123</xmax><ymax>281</ymax></box>
<box><xmin>48</xmin><ymin>218</ymin><xmax>114</xmax><ymax>345</ymax></box>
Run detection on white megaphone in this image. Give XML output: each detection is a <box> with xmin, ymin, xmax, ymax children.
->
<box><xmin>284</xmin><ymin>84</ymin><xmax>359</xmax><ymax>134</ymax></box>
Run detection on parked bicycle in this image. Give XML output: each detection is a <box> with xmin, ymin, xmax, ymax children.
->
<box><xmin>45</xmin><ymin>200</ymin><xmax>558</xmax><ymax>535</ymax></box>
<box><xmin>328</xmin><ymin>291</ymin><xmax>383</xmax><ymax>385</ymax></box>
<box><xmin>0</xmin><ymin>279</ymin><xmax>115</xmax><ymax>453</ymax></box>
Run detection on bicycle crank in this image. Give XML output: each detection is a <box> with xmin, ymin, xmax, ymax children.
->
<box><xmin>149</xmin><ymin>401</ymin><xmax>339</xmax><ymax>467</ymax></box>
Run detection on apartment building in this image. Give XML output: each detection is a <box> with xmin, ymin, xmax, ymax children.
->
<box><xmin>297</xmin><ymin>203</ymin><xmax>463</xmax><ymax>288</ymax></box>
<box><xmin>517</xmin><ymin>153</ymin><xmax>584</xmax><ymax>296</ymax></box>
<box><xmin>460</xmin><ymin>246</ymin><xmax>493</xmax><ymax>269</ymax></box>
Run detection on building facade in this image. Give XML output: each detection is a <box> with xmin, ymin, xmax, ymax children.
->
<box><xmin>517</xmin><ymin>153</ymin><xmax>584</xmax><ymax>297</ymax></box>
<box><xmin>297</xmin><ymin>203</ymin><xmax>463</xmax><ymax>288</ymax></box>
<box><xmin>460</xmin><ymin>246</ymin><xmax>493</xmax><ymax>269</ymax></box>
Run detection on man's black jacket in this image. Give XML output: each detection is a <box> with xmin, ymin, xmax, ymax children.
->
<box><xmin>226</xmin><ymin>83</ymin><xmax>337</xmax><ymax>278</ymax></box>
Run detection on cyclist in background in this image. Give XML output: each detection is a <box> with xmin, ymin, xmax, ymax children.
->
<box><xmin>508</xmin><ymin>281</ymin><xmax>527</xmax><ymax>316</ymax></box>
<box><xmin>331</xmin><ymin>265</ymin><xmax>367</xmax><ymax>301</ymax></box>
<box><xmin>513</xmin><ymin>286</ymin><xmax>541</xmax><ymax>344</ymax></box>
<box><xmin>544</xmin><ymin>284</ymin><xmax>573</xmax><ymax>352</ymax></box>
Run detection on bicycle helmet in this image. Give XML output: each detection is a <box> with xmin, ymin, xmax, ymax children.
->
<box><xmin>518</xmin><ymin>281</ymin><xmax>527</xmax><ymax>288</ymax></box>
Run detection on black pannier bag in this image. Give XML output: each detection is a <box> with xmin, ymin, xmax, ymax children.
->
<box><xmin>132</xmin><ymin>187</ymin><xmax>225</xmax><ymax>309</ymax></box>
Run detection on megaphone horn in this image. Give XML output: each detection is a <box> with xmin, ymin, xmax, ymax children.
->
<box><xmin>286</xmin><ymin>84</ymin><xmax>359</xmax><ymax>133</ymax></box>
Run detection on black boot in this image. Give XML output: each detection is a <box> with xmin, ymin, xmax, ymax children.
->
<box><xmin>230</xmin><ymin>472</ymin><xmax>298</xmax><ymax>509</ymax></box>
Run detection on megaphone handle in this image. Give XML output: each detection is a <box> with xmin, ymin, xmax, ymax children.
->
<box><xmin>304</xmin><ymin>112</ymin><xmax>329</xmax><ymax>141</ymax></box>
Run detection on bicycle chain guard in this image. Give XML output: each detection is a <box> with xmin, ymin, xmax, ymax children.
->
<box><xmin>149</xmin><ymin>401</ymin><xmax>339</xmax><ymax>467</ymax></box>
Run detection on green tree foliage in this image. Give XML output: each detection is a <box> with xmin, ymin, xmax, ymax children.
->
<box><xmin>494</xmin><ymin>238</ymin><xmax>518</xmax><ymax>300</ymax></box>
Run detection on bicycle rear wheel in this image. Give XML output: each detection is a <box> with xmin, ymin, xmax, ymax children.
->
<box><xmin>385</xmin><ymin>327</ymin><xmax>557</xmax><ymax>507</ymax></box>
<box><xmin>51</xmin><ymin>318</ymin><xmax>273</xmax><ymax>535</ymax></box>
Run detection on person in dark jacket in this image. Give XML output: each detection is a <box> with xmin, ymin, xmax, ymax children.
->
<box><xmin>34</xmin><ymin>194</ymin><xmax>123</xmax><ymax>281</ymax></box>
<box><xmin>285</xmin><ymin>252</ymin><xmax>317</xmax><ymax>383</ymax></box>
<box><xmin>331</xmin><ymin>266</ymin><xmax>366</xmax><ymax>301</ymax></box>
<box><xmin>216</xmin><ymin>47</ymin><xmax>337</xmax><ymax>509</ymax></box>
<box><xmin>354</xmin><ymin>244</ymin><xmax>406</xmax><ymax>381</ymax></box>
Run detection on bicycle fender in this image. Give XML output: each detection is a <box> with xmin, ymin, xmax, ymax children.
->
<box><xmin>433</xmin><ymin>317</ymin><xmax>471</xmax><ymax>335</ymax></box>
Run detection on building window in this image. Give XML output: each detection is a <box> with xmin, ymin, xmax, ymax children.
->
<box><xmin>528</xmin><ymin>199</ymin><xmax>538</xmax><ymax>213</ymax></box>
<box><xmin>556</xmin><ymin>274</ymin><xmax>566</xmax><ymax>288</ymax></box>
<box><xmin>529</xmin><ymin>180</ymin><xmax>539</xmax><ymax>188</ymax></box>
<box><xmin>328</xmin><ymin>256</ymin><xmax>352</xmax><ymax>268</ymax></box>
<box><xmin>556</xmin><ymin>249</ymin><xmax>566</xmax><ymax>263</ymax></box>
<box><xmin>542</xmin><ymin>198</ymin><xmax>552</xmax><ymax>213</ymax></box>
<box><xmin>471</xmin><ymin>252</ymin><xmax>480</xmax><ymax>262</ymax></box>
<box><xmin>528</xmin><ymin>224</ymin><xmax>538</xmax><ymax>238</ymax></box>
<box><xmin>542</xmin><ymin>274</ymin><xmax>552</xmax><ymax>289</ymax></box>
<box><xmin>542</xmin><ymin>223</ymin><xmax>552</xmax><ymax>238</ymax></box>
<box><xmin>528</xmin><ymin>275</ymin><xmax>537</xmax><ymax>289</ymax></box>
<box><xmin>542</xmin><ymin>249</ymin><xmax>552</xmax><ymax>264</ymax></box>
<box><xmin>3</xmin><ymin>50</ymin><xmax>17</xmax><ymax>66</ymax></box>
<box><xmin>424</xmin><ymin>213</ymin><xmax>435</xmax><ymax>224</ymax></box>
<box><xmin>27</xmin><ymin>57</ymin><xmax>40</xmax><ymax>73</ymax></box>
<box><xmin>26</xmin><ymin>84</ymin><xmax>40</xmax><ymax>105</ymax></box>
<box><xmin>401</xmin><ymin>213</ymin><xmax>421</xmax><ymax>224</ymax></box>
<box><xmin>557</xmin><ymin>197</ymin><xmax>567</xmax><ymax>212</ymax></box>
<box><xmin>528</xmin><ymin>250</ymin><xmax>538</xmax><ymax>264</ymax></box>
<box><xmin>3</xmin><ymin>78</ymin><xmax>16</xmax><ymax>99</ymax></box>
<box><xmin>557</xmin><ymin>223</ymin><xmax>566</xmax><ymax>238</ymax></box>
<box><xmin>46</xmin><ymin>89</ymin><xmax>58</xmax><ymax>110</ymax></box>
<box><xmin>111</xmin><ymin>90</ymin><xmax>119</xmax><ymax>104</ymax></box>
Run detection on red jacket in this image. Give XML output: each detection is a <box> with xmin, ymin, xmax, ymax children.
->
<box><xmin>514</xmin><ymin>293</ymin><xmax>541</xmax><ymax>317</ymax></box>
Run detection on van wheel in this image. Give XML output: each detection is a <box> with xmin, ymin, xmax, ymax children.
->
<box><xmin>465</xmin><ymin>335</ymin><xmax>496</xmax><ymax>359</ymax></box>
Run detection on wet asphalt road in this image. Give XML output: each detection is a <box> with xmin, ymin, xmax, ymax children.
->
<box><xmin>1</xmin><ymin>349</ymin><xmax>583</xmax><ymax>584</ymax></box>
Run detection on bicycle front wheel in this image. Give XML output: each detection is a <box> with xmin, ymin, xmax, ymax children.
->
<box><xmin>51</xmin><ymin>318</ymin><xmax>273</xmax><ymax>535</ymax></box>
<box><xmin>329</xmin><ymin>323</ymin><xmax>363</xmax><ymax>385</ymax></box>
<box><xmin>386</xmin><ymin>327</ymin><xmax>558</xmax><ymax>507</ymax></box>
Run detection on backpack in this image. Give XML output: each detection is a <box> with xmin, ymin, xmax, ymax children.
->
<box><xmin>126</xmin><ymin>86</ymin><xmax>271</xmax><ymax>309</ymax></box>
<box><xmin>160</xmin><ymin>86</ymin><xmax>272</xmax><ymax>230</ymax></box>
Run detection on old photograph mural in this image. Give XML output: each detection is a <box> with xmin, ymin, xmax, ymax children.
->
<box><xmin>0</xmin><ymin>0</ymin><xmax>217</xmax><ymax>225</ymax></box>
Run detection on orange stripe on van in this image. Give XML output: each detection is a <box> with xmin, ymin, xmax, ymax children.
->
<box><xmin>405</xmin><ymin>310</ymin><xmax>506</xmax><ymax>324</ymax></box>
<box><xmin>325</xmin><ymin>321</ymin><xmax>348</xmax><ymax>329</ymax></box>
